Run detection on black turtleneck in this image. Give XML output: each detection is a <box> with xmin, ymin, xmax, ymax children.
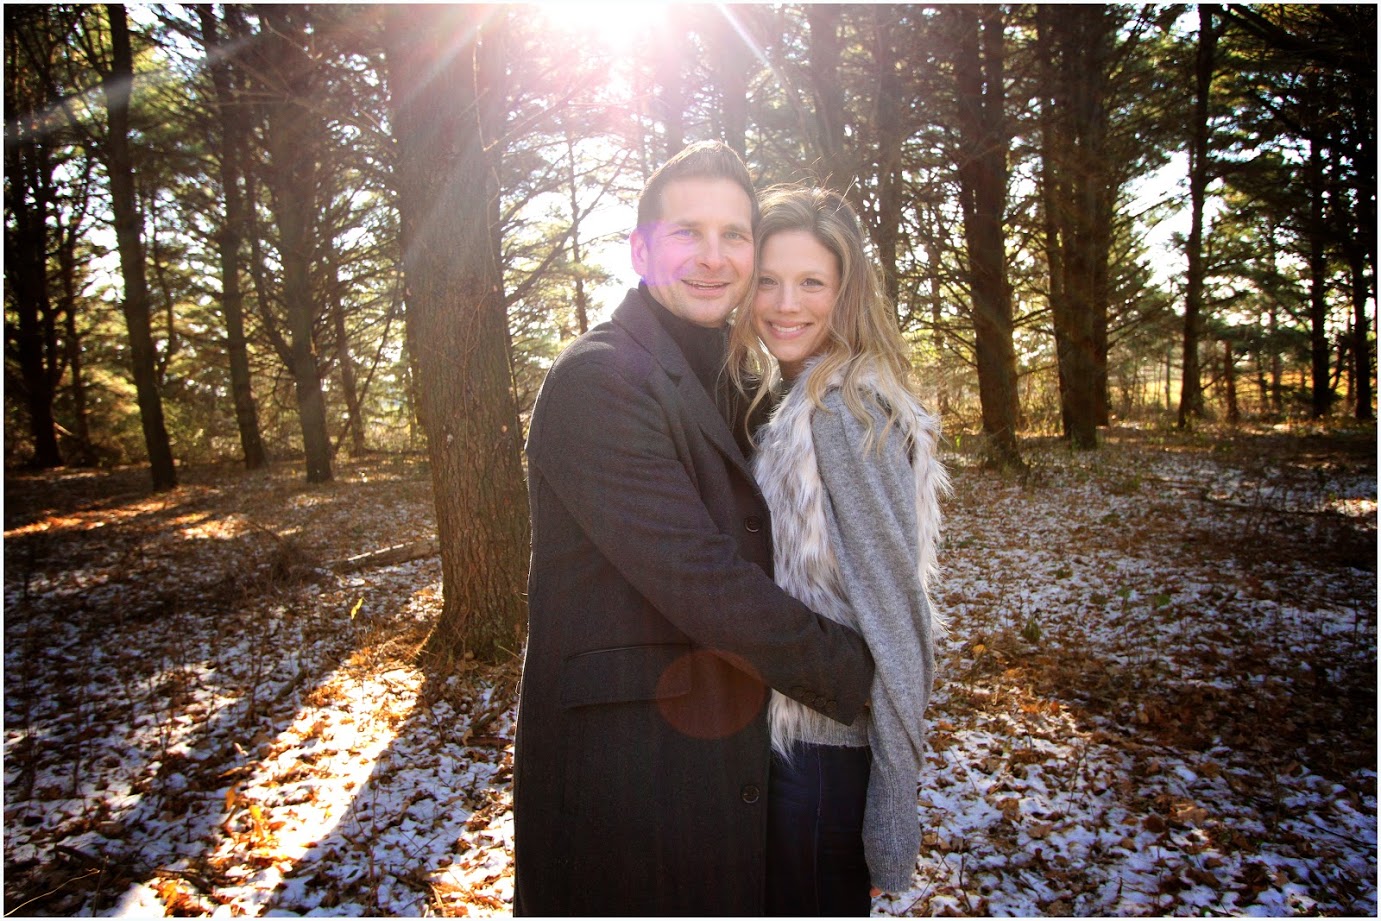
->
<box><xmin>640</xmin><ymin>284</ymin><xmax>761</xmax><ymax>454</ymax></box>
<box><xmin>641</xmin><ymin>284</ymin><xmax>729</xmax><ymax>402</ymax></box>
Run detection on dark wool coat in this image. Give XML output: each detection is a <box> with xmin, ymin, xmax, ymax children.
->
<box><xmin>513</xmin><ymin>288</ymin><xmax>875</xmax><ymax>916</ymax></box>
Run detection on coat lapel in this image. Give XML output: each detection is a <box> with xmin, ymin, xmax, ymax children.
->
<box><xmin>611</xmin><ymin>288</ymin><xmax>755</xmax><ymax>480</ymax></box>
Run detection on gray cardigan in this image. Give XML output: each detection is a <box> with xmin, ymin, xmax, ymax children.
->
<box><xmin>754</xmin><ymin>377</ymin><xmax>942</xmax><ymax>894</ymax></box>
<box><xmin>815</xmin><ymin>391</ymin><xmax>936</xmax><ymax>893</ymax></box>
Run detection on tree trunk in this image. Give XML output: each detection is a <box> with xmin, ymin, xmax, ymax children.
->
<box><xmin>1040</xmin><ymin>5</ymin><xmax>1110</xmax><ymax>450</ymax></box>
<box><xmin>198</xmin><ymin>6</ymin><xmax>267</xmax><ymax>470</ymax></box>
<box><xmin>1223</xmin><ymin>340</ymin><xmax>1239</xmax><ymax>424</ymax></box>
<box><xmin>1064</xmin><ymin>6</ymin><xmax>1108</xmax><ymax>449</ymax></box>
<box><xmin>952</xmin><ymin>6</ymin><xmax>1023</xmax><ymax>467</ymax></box>
<box><xmin>1349</xmin><ymin>246</ymin><xmax>1374</xmax><ymax>420</ymax></box>
<box><xmin>1179</xmin><ymin>5</ymin><xmax>1216</xmax><ymax>427</ymax></box>
<box><xmin>383</xmin><ymin>5</ymin><xmax>531</xmax><ymax>666</ymax></box>
<box><xmin>57</xmin><ymin>203</ymin><xmax>95</xmax><ymax>465</ymax></box>
<box><xmin>329</xmin><ymin>250</ymin><xmax>367</xmax><ymax>457</ymax></box>
<box><xmin>565</xmin><ymin>131</ymin><xmax>590</xmax><ymax>336</ymax></box>
<box><xmin>402</xmin><ymin>335</ymin><xmax>420</xmax><ymax>449</ymax></box>
<box><xmin>256</xmin><ymin>4</ymin><xmax>332</xmax><ymax>482</ymax></box>
<box><xmin>1092</xmin><ymin>194</ymin><xmax>1111</xmax><ymax>427</ymax></box>
<box><xmin>5</xmin><ymin>10</ymin><xmax>74</xmax><ymax>469</ymax></box>
<box><xmin>1038</xmin><ymin>15</ymin><xmax>1070</xmax><ymax>434</ymax></box>
<box><xmin>49</xmin><ymin>35</ymin><xmax>98</xmax><ymax>464</ymax></box>
<box><xmin>1335</xmin><ymin>327</ymin><xmax>1349</xmax><ymax>403</ymax></box>
<box><xmin>707</xmin><ymin>6</ymin><xmax>750</xmax><ymax>157</ymax></box>
<box><xmin>1253</xmin><ymin>349</ymin><xmax>1270</xmax><ymax>414</ymax></box>
<box><xmin>920</xmin><ymin>204</ymin><xmax>950</xmax><ymax>417</ymax></box>
<box><xmin>1345</xmin><ymin>10</ymin><xmax>1376</xmax><ymax>420</ymax></box>
<box><xmin>1306</xmin><ymin>124</ymin><xmax>1332</xmax><ymax>418</ymax></box>
<box><xmin>4</xmin><ymin>126</ymin><xmax>63</xmax><ymax>468</ymax></box>
<box><xmin>1164</xmin><ymin>347</ymin><xmax>1172</xmax><ymax>411</ymax></box>
<box><xmin>652</xmin><ymin>7</ymin><xmax>686</xmax><ymax>158</ymax></box>
<box><xmin>870</xmin><ymin>5</ymin><xmax>905</xmax><ymax>307</ymax></box>
<box><xmin>105</xmin><ymin>4</ymin><xmax>176</xmax><ymax>490</ymax></box>
<box><xmin>806</xmin><ymin>4</ymin><xmax>849</xmax><ymax>190</ymax></box>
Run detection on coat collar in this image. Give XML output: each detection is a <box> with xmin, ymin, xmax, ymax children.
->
<box><xmin>611</xmin><ymin>287</ymin><xmax>753</xmax><ymax>476</ymax></box>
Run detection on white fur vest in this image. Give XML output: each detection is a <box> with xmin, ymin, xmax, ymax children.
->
<box><xmin>752</xmin><ymin>359</ymin><xmax>945</xmax><ymax>754</ymax></box>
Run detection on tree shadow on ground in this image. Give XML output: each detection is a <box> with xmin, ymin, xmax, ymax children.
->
<box><xmin>246</xmin><ymin>650</ymin><xmax>518</xmax><ymax>916</ymax></box>
<box><xmin>1</xmin><ymin>458</ymin><xmax>443</xmax><ymax>915</ymax></box>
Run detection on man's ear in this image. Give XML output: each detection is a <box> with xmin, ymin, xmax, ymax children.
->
<box><xmin>629</xmin><ymin>229</ymin><xmax>648</xmax><ymax>278</ymax></box>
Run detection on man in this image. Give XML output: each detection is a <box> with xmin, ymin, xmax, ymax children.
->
<box><xmin>513</xmin><ymin>141</ymin><xmax>875</xmax><ymax>916</ymax></box>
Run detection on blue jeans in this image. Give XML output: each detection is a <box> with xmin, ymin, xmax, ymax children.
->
<box><xmin>765</xmin><ymin>742</ymin><xmax>872</xmax><ymax>916</ymax></box>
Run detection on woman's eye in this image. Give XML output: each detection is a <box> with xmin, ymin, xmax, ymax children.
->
<box><xmin>757</xmin><ymin>277</ymin><xmax>777</xmax><ymax>287</ymax></box>
<box><xmin>802</xmin><ymin>278</ymin><xmax>823</xmax><ymax>288</ymax></box>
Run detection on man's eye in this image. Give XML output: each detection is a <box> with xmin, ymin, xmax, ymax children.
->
<box><xmin>672</xmin><ymin>228</ymin><xmax>696</xmax><ymax>239</ymax></box>
<box><xmin>725</xmin><ymin>230</ymin><xmax>748</xmax><ymax>241</ymax></box>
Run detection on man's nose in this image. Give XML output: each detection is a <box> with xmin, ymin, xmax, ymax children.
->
<box><xmin>698</xmin><ymin>235</ymin><xmax>726</xmax><ymax>268</ymax></box>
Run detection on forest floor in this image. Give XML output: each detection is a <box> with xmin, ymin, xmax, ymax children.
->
<box><xmin>3</xmin><ymin>422</ymin><xmax>1376</xmax><ymax>918</ymax></box>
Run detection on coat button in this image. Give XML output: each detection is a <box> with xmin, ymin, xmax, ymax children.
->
<box><xmin>744</xmin><ymin>516</ymin><xmax>762</xmax><ymax>533</ymax></box>
<box><xmin>741</xmin><ymin>784</ymin><xmax>761</xmax><ymax>804</ymax></box>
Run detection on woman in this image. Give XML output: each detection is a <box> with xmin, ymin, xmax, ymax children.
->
<box><xmin>727</xmin><ymin>186</ymin><xmax>947</xmax><ymax>915</ymax></box>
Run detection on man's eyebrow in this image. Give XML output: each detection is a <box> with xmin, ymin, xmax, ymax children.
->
<box><xmin>662</xmin><ymin>217</ymin><xmax>752</xmax><ymax>235</ymax></box>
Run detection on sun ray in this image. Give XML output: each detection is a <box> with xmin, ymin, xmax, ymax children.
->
<box><xmin>530</xmin><ymin>1</ymin><xmax>669</xmax><ymax>54</ymax></box>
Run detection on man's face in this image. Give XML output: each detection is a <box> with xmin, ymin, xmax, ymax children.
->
<box><xmin>630</xmin><ymin>177</ymin><xmax>755</xmax><ymax>328</ymax></box>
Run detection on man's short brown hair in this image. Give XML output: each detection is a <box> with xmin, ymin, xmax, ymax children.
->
<box><xmin>636</xmin><ymin>141</ymin><xmax>760</xmax><ymax>238</ymax></box>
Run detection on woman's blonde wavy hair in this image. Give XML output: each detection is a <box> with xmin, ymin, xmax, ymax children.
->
<box><xmin>726</xmin><ymin>184</ymin><xmax>916</xmax><ymax>451</ymax></box>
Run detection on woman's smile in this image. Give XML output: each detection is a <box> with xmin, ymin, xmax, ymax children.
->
<box><xmin>752</xmin><ymin>230</ymin><xmax>841</xmax><ymax>377</ymax></box>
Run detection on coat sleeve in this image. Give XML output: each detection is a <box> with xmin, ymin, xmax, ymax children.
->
<box><xmin>812</xmin><ymin>394</ymin><xmax>937</xmax><ymax>893</ymax></box>
<box><xmin>527</xmin><ymin>351</ymin><xmax>874</xmax><ymax>724</ymax></box>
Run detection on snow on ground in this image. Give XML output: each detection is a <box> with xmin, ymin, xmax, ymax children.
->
<box><xmin>4</xmin><ymin>427</ymin><xmax>1376</xmax><ymax>916</ymax></box>
<box><xmin>881</xmin><ymin>432</ymin><xmax>1376</xmax><ymax>916</ymax></box>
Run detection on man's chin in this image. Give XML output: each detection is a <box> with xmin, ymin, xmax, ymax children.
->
<box><xmin>686</xmin><ymin>306</ymin><xmax>733</xmax><ymax>328</ymax></box>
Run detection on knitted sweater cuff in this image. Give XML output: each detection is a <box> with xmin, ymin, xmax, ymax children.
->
<box><xmin>863</xmin><ymin>769</ymin><xmax>921</xmax><ymax>893</ymax></box>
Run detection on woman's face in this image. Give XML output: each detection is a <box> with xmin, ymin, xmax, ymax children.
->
<box><xmin>751</xmin><ymin>229</ymin><xmax>840</xmax><ymax>378</ymax></box>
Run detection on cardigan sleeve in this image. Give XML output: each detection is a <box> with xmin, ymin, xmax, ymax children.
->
<box><xmin>812</xmin><ymin>391</ymin><xmax>937</xmax><ymax>894</ymax></box>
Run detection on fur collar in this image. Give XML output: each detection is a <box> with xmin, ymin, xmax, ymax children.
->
<box><xmin>752</xmin><ymin>357</ymin><xmax>945</xmax><ymax>751</ymax></box>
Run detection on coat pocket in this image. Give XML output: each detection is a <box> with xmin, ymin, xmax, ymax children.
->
<box><xmin>560</xmin><ymin>643</ymin><xmax>693</xmax><ymax>708</ymax></box>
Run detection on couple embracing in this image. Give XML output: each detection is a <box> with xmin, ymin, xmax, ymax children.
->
<box><xmin>513</xmin><ymin>141</ymin><xmax>947</xmax><ymax>917</ymax></box>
